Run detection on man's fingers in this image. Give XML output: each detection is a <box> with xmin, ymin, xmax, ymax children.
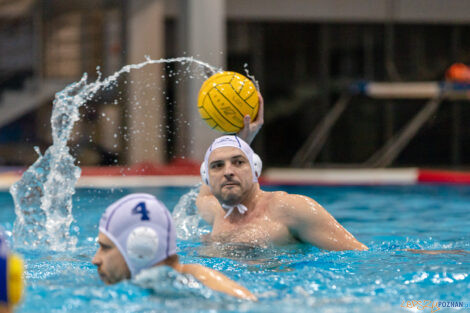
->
<box><xmin>244</xmin><ymin>114</ymin><xmax>251</xmax><ymax>125</ymax></box>
<box><xmin>237</xmin><ymin>92</ymin><xmax>263</xmax><ymax>144</ymax></box>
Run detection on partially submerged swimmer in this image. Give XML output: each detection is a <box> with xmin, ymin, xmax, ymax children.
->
<box><xmin>92</xmin><ymin>193</ymin><xmax>256</xmax><ymax>300</ymax></box>
<box><xmin>197</xmin><ymin>136</ymin><xmax>368</xmax><ymax>251</ymax></box>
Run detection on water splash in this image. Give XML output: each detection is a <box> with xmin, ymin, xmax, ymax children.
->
<box><xmin>171</xmin><ymin>184</ymin><xmax>211</xmax><ymax>240</ymax></box>
<box><xmin>243</xmin><ymin>63</ymin><xmax>260</xmax><ymax>92</ymax></box>
<box><xmin>10</xmin><ymin>57</ymin><xmax>220</xmax><ymax>251</ymax></box>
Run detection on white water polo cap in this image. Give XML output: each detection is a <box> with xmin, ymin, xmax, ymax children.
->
<box><xmin>99</xmin><ymin>193</ymin><xmax>176</xmax><ymax>277</ymax></box>
<box><xmin>201</xmin><ymin>135</ymin><xmax>262</xmax><ymax>186</ymax></box>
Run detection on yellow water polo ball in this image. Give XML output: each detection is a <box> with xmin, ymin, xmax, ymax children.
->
<box><xmin>198</xmin><ymin>71</ymin><xmax>259</xmax><ymax>133</ymax></box>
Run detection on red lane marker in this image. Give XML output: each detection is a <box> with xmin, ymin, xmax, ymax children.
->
<box><xmin>418</xmin><ymin>169</ymin><xmax>470</xmax><ymax>184</ymax></box>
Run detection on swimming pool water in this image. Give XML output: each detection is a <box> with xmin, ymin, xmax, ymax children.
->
<box><xmin>0</xmin><ymin>184</ymin><xmax>469</xmax><ymax>313</ymax></box>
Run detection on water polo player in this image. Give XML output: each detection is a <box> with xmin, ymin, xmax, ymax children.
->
<box><xmin>0</xmin><ymin>231</ymin><xmax>24</xmax><ymax>313</ymax></box>
<box><xmin>197</xmin><ymin>135</ymin><xmax>368</xmax><ymax>250</ymax></box>
<box><xmin>92</xmin><ymin>193</ymin><xmax>256</xmax><ymax>300</ymax></box>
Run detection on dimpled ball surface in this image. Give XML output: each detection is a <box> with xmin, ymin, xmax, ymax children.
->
<box><xmin>198</xmin><ymin>71</ymin><xmax>259</xmax><ymax>133</ymax></box>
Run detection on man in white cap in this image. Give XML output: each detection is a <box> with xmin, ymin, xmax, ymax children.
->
<box><xmin>92</xmin><ymin>193</ymin><xmax>256</xmax><ymax>300</ymax></box>
<box><xmin>197</xmin><ymin>135</ymin><xmax>368</xmax><ymax>251</ymax></box>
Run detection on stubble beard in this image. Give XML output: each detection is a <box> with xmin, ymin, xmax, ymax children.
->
<box><xmin>215</xmin><ymin>182</ymin><xmax>244</xmax><ymax>206</ymax></box>
<box><xmin>219</xmin><ymin>183</ymin><xmax>252</xmax><ymax>207</ymax></box>
<box><xmin>221</xmin><ymin>191</ymin><xmax>242</xmax><ymax>206</ymax></box>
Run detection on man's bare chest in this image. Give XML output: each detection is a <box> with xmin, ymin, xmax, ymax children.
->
<box><xmin>210</xmin><ymin>213</ymin><xmax>295</xmax><ymax>245</ymax></box>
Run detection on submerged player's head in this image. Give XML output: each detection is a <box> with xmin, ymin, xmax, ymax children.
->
<box><xmin>0</xmin><ymin>231</ymin><xmax>24</xmax><ymax>313</ymax></box>
<box><xmin>92</xmin><ymin>194</ymin><xmax>176</xmax><ymax>284</ymax></box>
<box><xmin>201</xmin><ymin>136</ymin><xmax>262</xmax><ymax>206</ymax></box>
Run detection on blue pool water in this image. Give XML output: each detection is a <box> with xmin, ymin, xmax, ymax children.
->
<box><xmin>0</xmin><ymin>184</ymin><xmax>469</xmax><ymax>313</ymax></box>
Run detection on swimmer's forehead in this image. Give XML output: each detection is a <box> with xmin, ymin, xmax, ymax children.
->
<box><xmin>97</xmin><ymin>232</ymin><xmax>115</xmax><ymax>247</ymax></box>
<box><xmin>208</xmin><ymin>146</ymin><xmax>247</xmax><ymax>163</ymax></box>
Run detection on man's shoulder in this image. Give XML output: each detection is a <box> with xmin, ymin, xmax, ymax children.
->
<box><xmin>262</xmin><ymin>190</ymin><xmax>288</xmax><ymax>203</ymax></box>
<box><xmin>265</xmin><ymin>190</ymin><xmax>298</xmax><ymax>202</ymax></box>
<box><xmin>262</xmin><ymin>190</ymin><xmax>298</xmax><ymax>212</ymax></box>
<box><xmin>263</xmin><ymin>190</ymin><xmax>317</xmax><ymax>213</ymax></box>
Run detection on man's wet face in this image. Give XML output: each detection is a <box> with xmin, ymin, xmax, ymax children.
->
<box><xmin>92</xmin><ymin>232</ymin><xmax>130</xmax><ymax>284</ymax></box>
<box><xmin>208</xmin><ymin>147</ymin><xmax>254</xmax><ymax>205</ymax></box>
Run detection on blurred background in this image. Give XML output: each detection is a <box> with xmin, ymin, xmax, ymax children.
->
<box><xmin>1</xmin><ymin>0</ymin><xmax>470</xmax><ymax>169</ymax></box>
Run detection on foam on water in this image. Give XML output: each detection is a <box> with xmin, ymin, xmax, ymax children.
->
<box><xmin>9</xmin><ymin>56</ymin><xmax>220</xmax><ymax>251</ymax></box>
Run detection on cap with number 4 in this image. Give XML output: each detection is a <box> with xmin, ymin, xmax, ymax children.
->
<box><xmin>99</xmin><ymin>193</ymin><xmax>177</xmax><ymax>277</ymax></box>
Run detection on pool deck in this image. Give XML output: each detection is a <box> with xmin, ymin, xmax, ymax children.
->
<box><xmin>2</xmin><ymin>166</ymin><xmax>470</xmax><ymax>190</ymax></box>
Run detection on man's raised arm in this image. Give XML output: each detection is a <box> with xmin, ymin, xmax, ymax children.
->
<box><xmin>280</xmin><ymin>193</ymin><xmax>368</xmax><ymax>251</ymax></box>
<box><xmin>181</xmin><ymin>264</ymin><xmax>257</xmax><ymax>301</ymax></box>
<box><xmin>237</xmin><ymin>93</ymin><xmax>264</xmax><ymax>144</ymax></box>
<box><xmin>196</xmin><ymin>184</ymin><xmax>219</xmax><ymax>225</ymax></box>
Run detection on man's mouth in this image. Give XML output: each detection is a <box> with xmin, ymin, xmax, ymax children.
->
<box><xmin>222</xmin><ymin>181</ymin><xmax>240</xmax><ymax>187</ymax></box>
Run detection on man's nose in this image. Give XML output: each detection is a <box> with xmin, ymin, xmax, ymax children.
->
<box><xmin>223</xmin><ymin>162</ymin><xmax>234</xmax><ymax>176</ymax></box>
<box><xmin>92</xmin><ymin>252</ymin><xmax>101</xmax><ymax>266</ymax></box>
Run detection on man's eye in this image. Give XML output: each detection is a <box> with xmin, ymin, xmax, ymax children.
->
<box><xmin>235</xmin><ymin>160</ymin><xmax>245</xmax><ymax>165</ymax></box>
<box><xmin>211</xmin><ymin>163</ymin><xmax>223</xmax><ymax>169</ymax></box>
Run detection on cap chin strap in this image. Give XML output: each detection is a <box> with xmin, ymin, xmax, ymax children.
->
<box><xmin>221</xmin><ymin>203</ymin><xmax>248</xmax><ymax>219</ymax></box>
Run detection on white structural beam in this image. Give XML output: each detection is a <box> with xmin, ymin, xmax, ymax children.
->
<box><xmin>127</xmin><ymin>0</ymin><xmax>165</xmax><ymax>164</ymax></box>
<box><xmin>263</xmin><ymin>168</ymin><xmax>418</xmax><ymax>185</ymax></box>
<box><xmin>177</xmin><ymin>0</ymin><xmax>226</xmax><ymax>161</ymax></box>
<box><xmin>367</xmin><ymin>82</ymin><xmax>441</xmax><ymax>99</ymax></box>
<box><xmin>358</xmin><ymin>82</ymin><xmax>470</xmax><ymax>100</ymax></box>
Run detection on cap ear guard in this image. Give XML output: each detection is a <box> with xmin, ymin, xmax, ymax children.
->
<box><xmin>252</xmin><ymin>153</ymin><xmax>262</xmax><ymax>177</ymax></box>
<box><xmin>126</xmin><ymin>226</ymin><xmax>159</xmax><ymax>268</ymax></box>
<box><xmin>200</xmin><ymin>153</ymin><xmax>262</xmax><ymax>185</ymax></box>
<box><xmin>200</xmin><ymin>162</ymin><xmax>209</xmax><ymax>185</ymax></box>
